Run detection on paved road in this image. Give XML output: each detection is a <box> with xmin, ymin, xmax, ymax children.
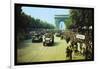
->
<box><xmin>17</xmin><ymin>35</ymin><xmax>85</xmax><ymax>63</ymax></box>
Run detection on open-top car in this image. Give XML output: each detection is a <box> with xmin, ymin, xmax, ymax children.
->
<box><xmin>43</xmin><ymin>33</ymin><xmax>54</xmax><ymax>46</ymax></box>
<box><xmin>32</xmin><ymin>32</ymin><xmax>43</xmax><ymax>42</ymax></box>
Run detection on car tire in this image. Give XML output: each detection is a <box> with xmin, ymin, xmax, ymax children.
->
<box><xmin>40</xmin><ymin>38</ymin><xmax>43</xmax><ymax>42</ymax></box>
<box><xmin>32</xmin><ymin>39</ymin><xmax>34</xmax><ymax>43</ymax></box>
<box><xmin>43</xmin><ymin>42</ymin><xmax>45</xmax><ymax>46</ymax></box>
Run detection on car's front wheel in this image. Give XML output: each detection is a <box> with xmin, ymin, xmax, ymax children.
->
<box><xmin>40</xmin><ymin>38</ymin><xmax>43</xmax><ymax>42</ymax></box>
<box><xmin>43</xmin><ymin>42</ymin><xmax>45</xmax><ymax>46</ymax></box>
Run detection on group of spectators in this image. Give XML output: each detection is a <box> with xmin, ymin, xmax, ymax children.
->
<box><xmin>64</xmin><ymin>31</ymin><xmax>93</xmax><ymax>60</ymax></box>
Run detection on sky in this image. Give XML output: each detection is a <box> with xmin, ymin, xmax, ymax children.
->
<box><xmin>22</xmin><ymin>6</ymin><xmax>70</xmax><ymax>29</ymax></box>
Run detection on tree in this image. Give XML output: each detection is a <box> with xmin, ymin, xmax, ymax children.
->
<box><xmin>66</xmin><ymin>9</ymin><xmax>93</xmax><ymax>34</ymax></box>
<box><xmin>15</xmin><ymin>6</ymin><xmax>55</xmax><ymax>42</ymax></box>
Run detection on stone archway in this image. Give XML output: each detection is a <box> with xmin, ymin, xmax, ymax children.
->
<box><xmin>55</xmin><ymin>15</ymin><xmax>69</xmax><ymax>30</ymax></box>
<box><xmin>59</xmin><ymin>21</ymin><xmax>66</xmax><ymax>30</ymax></box>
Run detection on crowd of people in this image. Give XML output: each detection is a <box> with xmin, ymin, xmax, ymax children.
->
<box><xmin>64</xmin><ymin>31</ymin><xmax>93</xmax><ymax>60</ymax></box>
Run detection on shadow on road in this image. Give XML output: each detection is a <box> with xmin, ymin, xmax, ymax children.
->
<box><xmin>17</xmin><ymin>43</ymin><xmax>29</xmax><ymax>49</ymax></box>
<box><xmin>53</xmin><ymin>42</ymin><xmax>59</xmax><ymax>46</ymax></box>
<box><xmin>45</xmin><ymin>42</ymin><xmax>59</xmax><ymax>47</ymax></box>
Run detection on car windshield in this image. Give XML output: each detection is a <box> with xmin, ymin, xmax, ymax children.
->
<box><xmin>45</xmin><ymin>33</ymin><xmax>52</xmax><ymax>38</ymax></box>
<box><xmin>34</xmin><ymin>34</ymin><xmax>40</xmax><ymax>37</ymax></box>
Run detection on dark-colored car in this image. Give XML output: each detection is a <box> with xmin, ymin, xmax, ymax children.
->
<box><xmin>32</xmin><ymin>33</ymin><xmax>43</xmax><ymax>42</ymax></box>
<box><xmin>43</xmin><ymin>33</ymin><xmax>54</xmax><ymax>46</ymax></box>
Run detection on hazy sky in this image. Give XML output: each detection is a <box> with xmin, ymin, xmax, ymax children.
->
<box><xmin>22</xmin><ymin>6</ymin><xmax>70</xmax><ymax>27</ymax></box>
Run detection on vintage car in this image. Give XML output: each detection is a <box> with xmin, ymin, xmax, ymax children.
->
<box><xmin>32</xmin><ymin>33</ymin><xmax>43</xmax><ymax>42</ymax></box>
<box><xmin>43</xmin><ymin>33</ymin><xmax>54</xmax><ymax>46</ymax></box>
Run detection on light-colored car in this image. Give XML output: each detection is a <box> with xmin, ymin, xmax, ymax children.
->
<box><xmin>43</xmin><ymin>33</ymin><xmax>54</xmax><ymax>46</ymax></box>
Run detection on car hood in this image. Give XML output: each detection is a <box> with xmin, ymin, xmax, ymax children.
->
<box><xmin>45</xmin><ymin>38</ymin><xmax>51</xmax><ymax>40</ymax></box>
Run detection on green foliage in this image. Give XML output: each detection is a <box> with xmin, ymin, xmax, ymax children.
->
<box><xmin>15</xmin><ymin>6</ymin><xmax>55</xmax><ymax>42</ymax></box>
<box><xmin>65</xmin><ymin>17</ymin><xmax>72</xmax><ymax>29</ymax></box>
<box><xmin>70</xmin><ymin>9</ymin><xmax>93</xmax><ymax>28</ymax></box>
<box><xmin>65</xmin><ymin>9</ymin><xmax>93</xmax><ymax>32</ymax></box>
